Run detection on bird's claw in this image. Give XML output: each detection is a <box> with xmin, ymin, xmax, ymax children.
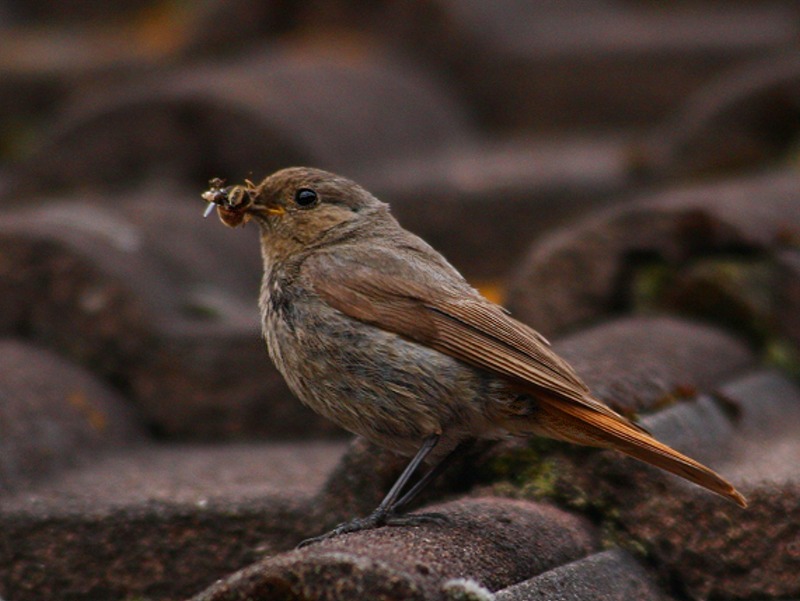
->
<box><xmin>297</xmin><ymin>513</ymin><xmax>385</xmax><ymax>548</ymax></box>
<box><xmin>384</xmin><ymin>511</ymin><xmax>450</xmax><ymax>527</ymax></box>
<box><xmin>297</xmin><ymin>510</ymin><xmax>449</xmax><ymax>548</ymax></box>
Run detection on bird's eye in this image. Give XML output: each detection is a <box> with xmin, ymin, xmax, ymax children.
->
<box><xmin>294</xmin><ymin>188</ymin><xmax>318</xmax><ymax>208</ymax></box>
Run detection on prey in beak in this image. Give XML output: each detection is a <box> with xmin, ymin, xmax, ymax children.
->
<box><xmin>201</xmin><ymin>177</ymin><xmax>284</xmax><ymax>227</ymax></box>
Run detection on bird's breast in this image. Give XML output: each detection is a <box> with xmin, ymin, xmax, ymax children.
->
<box><xmin>258</xmin><ymin>277</ymin><xmax>497</xmax><ymax>454</ymax></box>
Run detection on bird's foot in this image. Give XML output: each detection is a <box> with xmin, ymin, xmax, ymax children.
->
<box><xmin>297</xmin><ymin>511</ymin><xmax>388</xmax><ymax>548</ymax></box>
<box><xmin>383</xmin><ymin>511</ymin><xmax>449</xmax><ymax>527</ymax></box>
<box><xmin>297</xmin><ymin>510</ymin><xmax>450</xmax><ymax>548</ymax></box>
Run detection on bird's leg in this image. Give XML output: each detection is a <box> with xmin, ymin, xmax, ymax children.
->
<box><xmin>371</xmin><ymin>440</ymin><xmax>472</xmax><ymax>529</ymax></box>
<box><xmin>373</xmin><ymin>433</ymin><xmax>441</xmax><ymax>515</ymax></box>
<box><xmin>298</xmin><ymin>433</ymin><xmax>449</xmax><ymax>547</ymax></box>
<box><xmin>388</xmin><ymin>439</ymin><xmax>472</xmax><ymax>516</ymax></box>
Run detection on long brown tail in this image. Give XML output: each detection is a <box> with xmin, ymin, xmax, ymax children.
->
<box><xmin>537</xmin><ymin>398</ymin><xmax>747</xmax><ymax>507</ymax></box>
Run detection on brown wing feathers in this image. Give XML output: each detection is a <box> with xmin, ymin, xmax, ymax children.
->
<box><xmin>311</xmin><ymin>260</ymin><xmax>747</xmax><ymax>507</ymax></box>
<box><xmin>536</xmin><ymin>399</ymin><xmax>747</xmax><ymax>506</ymax></box>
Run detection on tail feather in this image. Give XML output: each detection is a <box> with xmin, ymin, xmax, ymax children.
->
<box><xmin>538</xmin><ymin>398</ymin><xmax>747</xmax><ymax>508</ymax></box>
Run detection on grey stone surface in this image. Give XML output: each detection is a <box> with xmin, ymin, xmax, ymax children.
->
<box><xmin>776</xmin><ymin>249</ymin><xmax>800</xmax><ymax>352</ymax></box>
<box><xmin>8</xmin><ymin>45</ymin><xmax>472</xmax><ymax>198</ymax></box>
<box><xmin>364</xmin><ymin>135</ymin><xmax>629</xmax><ymax>280</ymax></box>
<box><xmin>189</xmin><ymin>497</ymin><xmax>599</xmax><ymax>601</ymax></box>
<box><xmin>494</xmin><ymin>549</ymin><xmax>670</xmax><ymax>601</ymax></box>
<box><xmin>0</xmin><ymin>441</ymin><xmax>347</xmax><ymax>601</ymax></box>
<box><xmin>433</xmin><ymin>2</ymin><xmax>799</xmax><ymax>130</ymax></box>
<box><xmin>554</xmin><ymin>315</ymin><xmax>754</xmax><ymax>415</ymax></box>
<box><xmin>0</xmin><ymin>340</ymin><xmax>144</xmax><ymax>492</ymax></box>
<box><xmin>1</xmin><ymin>441</ymin><xmax>346</xmax><ymax>512</ymax></box>
<box><xmin>509</xmin><ymin>369</ymin><xmax>800</xmax><ymax>601</ymax></box>
<box><xmin>643</xmin><ymin>52</ymin><xmax>800</xmax><ymax>178</ymax></box>
<box><xmin>283</xmin><ymin>1</ymin><xmax>800</xmax><ymax>131</ymax></box>
<box><xmin>508</xmin><ymin>171</ymin><xmax>800</xmax><ymax>337</ymax></box>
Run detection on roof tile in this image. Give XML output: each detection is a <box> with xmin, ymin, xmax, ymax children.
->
<box><xmin>553</xmin><ymin>315</ymin><xmax>754</xmax><ymax>415</ymax></box>
<box><xmin>0</xmin><ymin>339</ymin><xmax>144</xmax><ymax>492</ymax></box>
<box><xmin>8</xmin><ymin>48</ymin><xmax>472</xmax><ymax>198</ymax></box>
<box><xmin>0</xmin><ymin>441</ymin><xmax>347</xmax><ymax>601</ymax></box>
<box><xmin>494</xmin><ymin>549</ymin><xmax>672</xmax><ymax>601</ymax></box>
<box><xmin>0</xmin><ymin>192</ymin><xmax>338</xmax><ymax>439</ymax></box>
<box><xmin>189</xmin><ymin>497</ymin><xmax>599</xmax><ymax>601</ymax></box>
<box><xmin>508</xmin><ymin>171</ymin><xmax>800</xmax><ymax>337</ymax></box>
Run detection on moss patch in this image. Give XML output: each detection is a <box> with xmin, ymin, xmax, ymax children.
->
<box><xmin>766</xmin><ymin>338</ymin><xmax>800</xmax><ymax>378</ymax></box>
<box><xmin>632</xmin><ymin>256</ymin><xmax>776</xmax><ymax>344</ymax></box>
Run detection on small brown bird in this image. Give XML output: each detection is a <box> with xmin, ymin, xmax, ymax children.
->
<box><xmin>202</xmin><ymin>167</ymin><xmax>746</xmax><ymax>543</ymax></box>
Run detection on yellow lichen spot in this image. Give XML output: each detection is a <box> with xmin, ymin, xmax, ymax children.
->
<box><xmin>67</xmin><ymin>390</ymin><xmax>108</xmax><ymax>432</ymax></box>
<box><xmin>472</xmin><ymin>280</ymin><xmax>505</xmax><ymax>305</ymax></box>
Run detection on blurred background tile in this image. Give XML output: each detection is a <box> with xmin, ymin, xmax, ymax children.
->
<box><xmin>1</xmin><ymin>2</ymin><xmax>799</xmax><ymax>599</ymax></box>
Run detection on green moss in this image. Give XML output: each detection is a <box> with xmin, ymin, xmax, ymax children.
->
<box><xmin>180</xmin><ymin>301</ymin><xmax>222</xmax><ymax>320</ymax></box>
<box><xmin>484</xmin><ymin>442</ymin><xmax>663</xmax><ymax>559</ymax></box>
<box><xmin>482</xmin><ymin>441</ymin><xmax>604</xmax><ymax>513</ymax></box>
<box><xmin>630</xmin><ymin>261</ymin><xmax>675</xmax><ymax>313</ymax></box>
<box><xmin>478</xmin><ymin>438</ymin><xmax>561</xmax><ymax>486</ymax></box>
<box><xmin>766</xmin><ymin>338</ymin><xmax>800</xmax><ymax>379</ymax></box>
<box><xmin>478</xmin><ymin>442</ymin><xmax>560</xmax><ymax>502</ymax></box>
<box><xmin>627</xmin><ymin>253</ymin><xmax>800</xmax><ymax>385</ymax></box>
<box><xmin>631</xmin><ymin>256</ymin><xmax>779</xmax><ymax>346</ymax></box>
<box><xmin>600</xmin><ymin>519</ymin><xmax>650</xmax><ymax>558</ymax></box>
<box><xmin>680</xmin><ymin>259</ymin><xmax>775</xmax><ymax>340</ymax></box>
<box><xmin>520</xmin><ymin>458</ymin><xmax>558</xmax><ymax>498</ymax></box>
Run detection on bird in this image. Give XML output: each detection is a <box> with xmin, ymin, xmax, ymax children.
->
<box><xmin>201</xmin><ymin>167</ymin><xmax>746</xmax><ymax>544</ymax></box>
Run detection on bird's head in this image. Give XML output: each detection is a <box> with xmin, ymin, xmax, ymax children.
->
<box><xmin>202</xmin><ymin>167</ymin><xmax>388</xmax><ymax>257</ymax></box>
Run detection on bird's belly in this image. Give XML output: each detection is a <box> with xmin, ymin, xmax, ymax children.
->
<box><xmin>264</xmin><ymin>302</ymin><xmax>491</xmax><ymax>454</ymax></box>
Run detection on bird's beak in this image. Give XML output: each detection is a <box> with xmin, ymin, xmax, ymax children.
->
<box><xmin>252</xmin><ymin>205</ymin><xmax>286</xmax><ymax>217</ymax></box>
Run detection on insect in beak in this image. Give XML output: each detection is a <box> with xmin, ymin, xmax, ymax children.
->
<box><xmin>201</xmin><ymin>177</ymin><xmax>230</xmax><ymax>216</ymax></box>
<box><xmin>201</xmin><ymin>178</ymin><xmax>261</xmax><ymax>228</ymax></box>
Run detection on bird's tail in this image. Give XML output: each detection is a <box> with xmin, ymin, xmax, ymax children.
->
<box><xmin>535</xmin><ymin>397</ymin><xmax>747</xmax><ymax>507</ymax></box>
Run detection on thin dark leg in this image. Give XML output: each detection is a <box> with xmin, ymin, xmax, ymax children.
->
<box><xmin>297</xmin><ymin>433</ymin><xmax>441</xmax><ymax>547</ymax></box>
<box><xmin>374</xmin><ymin>433</ymin><xmax>440</xmax><ymax>513</ymax></box>
<box><xmin>391</xmin><ymin>439</ymin><xmax>472</xmax><ymax>513</ymax></box>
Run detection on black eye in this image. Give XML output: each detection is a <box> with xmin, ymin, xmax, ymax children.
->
<box><xmin>294</xmin><ymin>188</ymin><xmax>318</xmax><ymax>207</ymax></box>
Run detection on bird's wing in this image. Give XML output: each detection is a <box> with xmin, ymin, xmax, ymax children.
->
<box><xmin>305</xmin><ymin>250</ymin><xmax>748</xmax><ymax>508</ymax></box>
<box><xmin>305</xmin><ymin>251</ymin><xmax>634</xmax><ymax>426</ymax></box>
